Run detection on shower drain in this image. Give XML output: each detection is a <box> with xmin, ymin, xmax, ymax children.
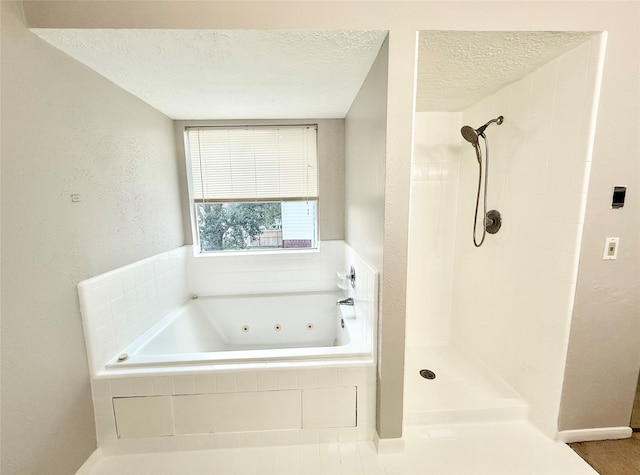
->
<box><xmin>419</xmin><ymin>369</ymin><xmax>436</xmax><ymax>380</ymax></box>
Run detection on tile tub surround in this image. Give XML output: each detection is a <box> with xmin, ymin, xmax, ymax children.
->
<box><xmin>78</xmin><ymin>247</ymin><xmax>189</xmax><ymax>377</ymax></box>
<box><xmin>344</xmin><ymin>244</ymin><xmax>379</xmax><ymax>362</ymax></box>
<box><xmin>79</xmin><ymin>240</ymin><xmax>378</xmax><ymax>378</ymax></box>
<box><xmin>80</xmin><ymin>240</ymin><xmax>380</xmax><ymax>454</ymax></box>
<box><xmin>186</xmin><ymin>240</ymin><xmax>345</xmax><ymax>296</ymax></box>
<box><xmin>92</xmin><ymin>364</ymin><xmax>376</xmax><ymax>455</ymax></box>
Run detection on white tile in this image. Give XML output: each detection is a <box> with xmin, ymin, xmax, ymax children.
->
<box><xmin>302</xmin><ymin>387</ymin><xmax>356</xmax><ymax>429</ymax></box>
<box><xmin>110</xmin><ymin>378</ymin><xmax>133</xmax><ymax>397</ymax></box>
<box><xmin>96</xmin><ymin>322</ymin><xmax>116</xmax><ymax>350</ymax></box>
<box><xmin>152</xmin><ymin>436</ymin><xmax>181</xmax><ymax>453</ymax></box>
<box><xmin>277</xmin><ymin>371</ymin><xmax>298</xmax><ymax>390</ymax></box>
<box><xmin>129</xmin><ymin>378</ymin><xmax>155</xmax><ymax>397</ymax></box>
<box><xmin>356</xmin><ymin>421</ymin><xmax>375</xmax><ymax>441</ymax></box>
<box><xmin>356</xmin><ymin>385</ymin><xmax>376</xmax><ymax>411</ymax></box>
<box><xmin>257</xmin><ymin>372</ymin><xmax>278</xmax><ymax>391</ymax></box>
<box><xmin>109</xmin><ymin>272</ymin><xmax>123</xmax><ymax>300</ymax></box>
<box><xmin>95</xmin><ymin>416</ymin><xmax>117</xmax><ymax>444</ymax></box>
<box><xmin>144</xmin><ymin>263</ymin><xmax>156</xmax><ymax>283</ymax></box>
<box><xmin>117</xmin><ymin>437</ymin><xmax>156</xmax><ymax>455</ymax></box>
<box><xmin>113</xmin><ymin>396</ymin><xmax>173</xmax><ymax>438</ymax></box>
<box><xmin>297</xmin><ymin>370</ymin><xmax>318</xmax><ymax>389</ymax></box>
<box><xmin>153</xmin><ymin>377</ymin><xmax>174</xmax><ymax>395</ymax></box>
<box><xmin>318</xmin><ymin>428</ymin><xmax>339</xmax><ymax>443</ymax></box>
<box><xmin>99</xmin><ymin>340</ymin><xmax>117</xmax><ymax>368</ymax></box>
<box><xmin>91</xmin><ymin>379</ymin><xmax>112</xmax><ymax>402</ymax></box>
<box><xmin>317</xmin><ymin>368</ymin><xmax>338</xmax><ymax>388</ymax></box>
<box><xmin>338</xmin><ymin>427</ymin><xmax>358</xmax><ymax>442</ymax></box>
<box><xmin>277</xmin><ymin>429</ymin><xmax>301</xmax><ymax>447</ymax></box>
<box><xmin>133</xmin><ymin>266</ymin><xmax>147</xmax><ymax>288</ymax></box>
<box><xmin>173</xmin><ymin>375</ymin><xmax>196</xmax><ymax>394</ymax></box>
<box><xmin>112</xmin><ymin>315</ymin><xmax>129</xmax><ymax>350</ymax></box>
<box><xmin>93</xmin><ymin>304</ymin><xmax>112</xmax><ymax>331</ymax></box>
<box><xmin>259</xmin><ymin>429</ymin><xmax>282</xmax><ymax>447</ymax></box>
<box><xmin>236</xmin><ymin>372</ymin><xmax>258</xmax><ymax>392</ymax></box>
<box><xmin>215</xmin><ymin>373</ymin><xmax>237</xmax><ymax>393</ymax></box>
<box><xmin>94</xmin><ymin>397</ymin><xmax>115</xmax><ymax>420</ymax></box>
<box><xmin>299</xmin><ymin>428</ymin><xmax>320</xmax><ymax>444</ymax></box>
<box><xmin>215</xmin><ymin>432</ymin><xmax>240</xmax><ymax>449</ymax></box>
<box><xmin>110</xmin><ymin>295</ymin><xmax>126</xmax><ymax>318</ymax></box>
<box><xmin>80</xmin><ymin>420</ymin><xmax>597</xmax><ymax>474</ymax></box>
<box><xmin>122</xmin><ymin>271</ymin><xmax>136</xmax><ymax>293</ymax></box>
<box><xmin>91</xmin><ymin>282</ymin><xmax>112</xmax><ymax>309</ymax></box>
<box><xmin>337</xmin><ymin>367</ymin><xmax>365</xmax><ymax>386</ymax></box>
<box><xmin>237</xmin><ymin>431</ymin><xmax>262</xmax><ymax>448</ymax></box>
<box><xmin>194</xmin><ymin>374</ymin><xmax>216</xmax><ymax>394</ymax></box>
<box><xmin>199</xmin><ymin>434</ymin><xmax>218</xmax><ymax>450</ymax></box>
<box><xmin>135</xmin><ymin>286</ymin><xmax>148</xmax><ymax>304</ymax></box>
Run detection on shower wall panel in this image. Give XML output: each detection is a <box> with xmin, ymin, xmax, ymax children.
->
<box><xmin>406</xmin><ymin>112</ymin><xmax>461</xmax><ymax>347</ymax></box>
<box><xmin>450</xmin><ymin>35</ymin><xmax>604</xmax><ymax>437</ymax></box>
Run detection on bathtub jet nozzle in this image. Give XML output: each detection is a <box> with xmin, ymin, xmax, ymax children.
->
<box><xmin>337</xmin><ymin>297</ymin><xmax>354</xmax><ymax>306</ymax></box>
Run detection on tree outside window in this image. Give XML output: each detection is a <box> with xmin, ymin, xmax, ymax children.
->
<box><xmin>186</xmin><ymin>125</ymin><xmax>319</xmax><ymax>253</ymax></box>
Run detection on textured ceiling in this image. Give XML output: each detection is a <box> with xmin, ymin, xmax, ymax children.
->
<box><xmin>32</xmin><ymin>29</ymin><xmax>388</xmax><ymax>120</ymax></box>
<box><xmin>32</xmin><ymin>28</ymin><xmax>595</xmax><ymax>118</ymax></box>
<box><xmin>416</xmin><ymin>31</ymin><xmax>595</xmax><ymax>111</ymax></box>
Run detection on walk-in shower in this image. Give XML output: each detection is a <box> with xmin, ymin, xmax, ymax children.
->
<box><xmin>407</xmin><ymin>29</ymin><xmax>606</xmax><ymax>439</ymax></box>
<box><xmin>461</xmin><ymin>116</ymin><xmax>504</xmax><ymax>247</ymax></box>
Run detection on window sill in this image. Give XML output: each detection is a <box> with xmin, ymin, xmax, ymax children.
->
<box><xmin>191</xmin><ymin>246</ymin><xmax>321</xmax><ymax>258</ymax></box>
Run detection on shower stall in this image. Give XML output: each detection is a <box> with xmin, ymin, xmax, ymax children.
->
<box><xmin>405</xmin><ymin>31</ymin><xmax>607</xmax><ymax>438</ymax></box>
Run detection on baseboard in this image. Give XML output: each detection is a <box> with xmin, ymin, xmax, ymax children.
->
<box><xmin>75</xmin><ymin>448</ymin><xmax>103</xmax><ymax>475</ymax></box>
<box><xmin>556</xmin><ymin>426</ymin><xmax>633</xmax><ymax>443</ymax></box>
<box><xmin>373</xmin><ymin>430</ymin><xmax>405</xmax><ymax>454</ymax></box>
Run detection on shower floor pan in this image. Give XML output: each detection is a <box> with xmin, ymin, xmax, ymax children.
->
<box><xmin>404</xmin><ymin>346</ymin><xmax>530</xmax><ymax>426</ymax></box>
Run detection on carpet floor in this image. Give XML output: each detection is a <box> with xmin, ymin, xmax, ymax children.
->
<box><xmin>570</xmin><ymin>432</ymin><xmax>640</xmax><ymax>475</ymax></box>
<box><xmin>631</xmin><ymin>373</ymin><xmax>640</xmax><ymax>429</ymax></box>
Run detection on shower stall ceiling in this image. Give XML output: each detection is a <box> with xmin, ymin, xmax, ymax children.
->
<box><xmin>406</xmin><ymin>31</ymin><xmax>606</xmax><ymax>438</ymax></box>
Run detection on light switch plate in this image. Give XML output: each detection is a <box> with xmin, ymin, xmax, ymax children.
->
<box><xmin>603</xmin><ymin>237</ymin><xmax>619</xmax><ymax>260</ymax></box>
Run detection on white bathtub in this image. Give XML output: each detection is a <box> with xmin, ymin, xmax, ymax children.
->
<box><xmin>107</xmin><ymin>290</ymin><xmax>369</xmax><ymax>369</ymax></box>
<box><xmin>82</xmin><ymin>246</ymin><xmax>378</xmax><ymax>452</ymax></box>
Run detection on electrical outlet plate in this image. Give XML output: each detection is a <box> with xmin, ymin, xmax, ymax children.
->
<box><xmin>603</xmin><ymin>237</ymin><xmax>619</xmax><ymax>260</ymax></box>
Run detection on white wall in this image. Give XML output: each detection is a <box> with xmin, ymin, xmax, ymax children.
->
<box><xmin>345</xmin><ymin>37</ymin><xmax>396</xmax><ymax>435</ymax></box>
<box><xmin>406</xmin><ymin>112</ymin><xmax>460</xmax><ymax>347</ymax></box>
<box><xmin>344</xmin><ymin>40</ymin><xmax>387</xmax><ymax>273</ymax></box>
<box><xmin>0</xmin><ymin>2</ymin><xmax>184</xmax><ymax>474</ymax></box>
<box><xmin>559</xmin><ymin>14</ymin><xmax>640</xmax><ymax>431</ymax></box>
<box><xmin>450</xmin><ymin>35</ymin><xmax>605</xmax><ymax>437</ymax></box>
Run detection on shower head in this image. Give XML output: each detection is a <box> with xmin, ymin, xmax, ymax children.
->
<box><xmin>461</xmin><ymin>116</ymin><xmax>504</xmax><ymax>146</ymax></box>
<box><xmin>461</xmin><ymin>125</ymin><xmax>480</xmax><ymax>146</ymax></box>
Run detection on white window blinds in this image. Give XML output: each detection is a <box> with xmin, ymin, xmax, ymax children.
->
<box><xmin>187</xmin><ymin>126</ymin><xmax>318</xmax><ymax>202</ymax></box>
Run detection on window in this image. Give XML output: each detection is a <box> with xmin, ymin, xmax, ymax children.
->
<box><xmin>185</xmin><ymin>125</ymin><xmax>318</xmax><ymax>252</ymax></box>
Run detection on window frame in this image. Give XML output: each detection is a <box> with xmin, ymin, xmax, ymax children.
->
<box><xmin>183</xmin><ymin>124</ymin><xmax>320</xmax><ymax>255</ymax></box>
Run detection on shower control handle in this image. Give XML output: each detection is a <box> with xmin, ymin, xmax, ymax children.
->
<box><xmin>485</xmin><ymin>210</ymin><xmax>501</xmax><ymax>234</ymax></box>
